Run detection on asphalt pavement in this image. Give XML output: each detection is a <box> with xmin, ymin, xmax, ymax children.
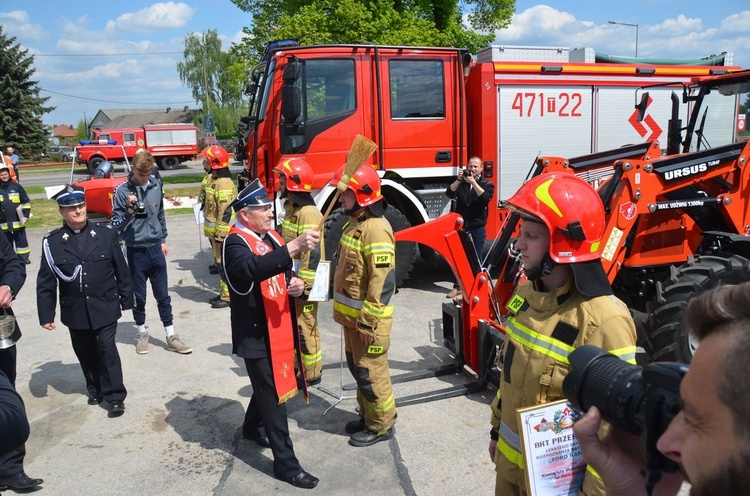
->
<box><xmin>11</xmin><ymin>214</ymin><xmax>497</xmax><ymax>496</ymax></box>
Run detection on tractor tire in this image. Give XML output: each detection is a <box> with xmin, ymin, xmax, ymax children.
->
<box><xmin>160</xmin><ymin>156</ymin><xmax>180</xmax><ymax>170</ymax></box>
<box><xmin>324</xmin><ymin>206</ymin><xmax>416</xmax><ymax>288</ymax></box>
<box><xmin>644</xmin><ymin>254</ymin><xmax>750</xmax><ymax>363</ymax></box>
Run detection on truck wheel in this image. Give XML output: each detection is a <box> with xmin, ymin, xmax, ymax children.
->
<box><xmin>324</xmin><ymin>206</ymin><xmax>417</xmax><ymax>287</ymax></box>
<box><xmin>88</xmin><ymin>157</ymin><xmax>104</xmax><ymax>174</ymax></box>
<box><xmin>161</xmin><ymin>156</ymin><xmax>180</xmax><ymax>170</ymax></box>
<box><xmin>644</xmin><ymin>254</ymin><xmax>750</xmax><ymax>363</ymax></box>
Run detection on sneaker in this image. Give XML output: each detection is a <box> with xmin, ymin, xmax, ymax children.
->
<box><xmin>136</xmin><ymin>333</ymin><xmax>150</xmax><ymax>354</ymax></box>
<box><xmin>167</xmin><ymin>334</ymin><xmax>193</xmax><ymax>354</ymax></box>
<box><xmin>348</xmin><ymin>426</ymin><xmax>395</xmax><ymax>447</ymax></box>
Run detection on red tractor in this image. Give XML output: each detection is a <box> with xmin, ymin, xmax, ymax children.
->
<box><xmin>397</xmin><ymin>70</ymin><xmax>750</xmax><ymax>381</ymax></box>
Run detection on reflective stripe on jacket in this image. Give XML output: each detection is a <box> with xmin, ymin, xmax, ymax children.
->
<box><xmin>332</xmin><ymin>210</ymin><xmax>396</xmax><ymax>333</ymax></box>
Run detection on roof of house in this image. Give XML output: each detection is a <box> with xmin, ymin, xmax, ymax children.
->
<box><xmin>52</xmin><ymin>124</ymin><xmax>77</xmax><ymax>138</ymax></box>
<box><xmin>105</xmin><ymin>110</ymin><xmax>195</xmax><ymax>129</ymax></box>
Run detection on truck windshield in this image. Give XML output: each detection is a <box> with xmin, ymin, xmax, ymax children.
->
<box><xmin>257</xmin><ymin>60</ymin><xmax>275</xmax><ymax>122</ymax></box>
<box><xmin>688</xmin><ymin>77</ymin><xmax>750</xmax><ymax>151</ymax></box>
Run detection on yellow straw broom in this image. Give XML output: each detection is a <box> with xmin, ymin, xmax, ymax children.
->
<box><xmin>315</xmin><ymin>134</ymin><xmax>378</xmax><ymax>232</ymax></box>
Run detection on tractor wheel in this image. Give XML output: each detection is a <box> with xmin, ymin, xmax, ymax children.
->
<box><xmin>324</xmin><ymin>206</ymin><xmax>416</xmax><ymax>288</ymax></box>
<box><xmin>87</xmin><ymin>157</ymin><xmax>104</xmax><ymax>175</ymax></box>
<box><xmin>160</xmin><ymin>156</ymin><xmax>180</xmax><ymax>170</ymax></box>
<box><xmin>644</xmin><ymin>254</ymin><xmax>750</xmax><ymax>363</ymax></box>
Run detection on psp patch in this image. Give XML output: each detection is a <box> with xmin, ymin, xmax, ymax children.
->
<box><xmin>303</xmin><ymin>303</ymin><xmax>314</xmax><ymax>313</ymax></box>
<box><xmin>374</xmin><ymin>253</ymin><xmax>392</xmax><ymax>268</ymax></box>
<box><xmin>367</xmin><ymin>345</ymin><xmax>384</xmax><ymax>354</ymax></box>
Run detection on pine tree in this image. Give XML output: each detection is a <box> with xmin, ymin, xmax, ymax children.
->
<box><xmin>0</xmin><ymin>25</ymin><xmax>54</xmax><ymax>157</ymax></box>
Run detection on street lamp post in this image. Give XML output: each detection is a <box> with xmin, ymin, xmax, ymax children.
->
<box><xmin>608</xmin><ymin>21</ymin><xmax>639</xmax><ymax>58</ymax></box>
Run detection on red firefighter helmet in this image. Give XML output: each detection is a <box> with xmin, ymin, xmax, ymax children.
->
<box><xmin>200</xmin><ymin>145</ymin><xmax>229</xmax><ymax>169</ymax></box>
<box><xmin>273</xmin><ymin>158</ymin><xmax>314</xmax><ymax>192</ymax></box>
<box><xmin>505</xmin><ymin>172</ymin><xmax>605</xmax><ymax>263</ymax></box>
<box><xmin>329</xmin><ymin>164</ymin><xmax>382</xmax><ymax>207</ymax></box>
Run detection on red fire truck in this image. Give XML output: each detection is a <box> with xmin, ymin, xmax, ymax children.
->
<box><xmin>75</xmin><ymin>123</ymin><xmax>199</xmax><ymax>173</ymax></box>
<box><xmin>239</xmin><ymin>41</ymin><xmax>740</xmax><ymax>283</ymax></box>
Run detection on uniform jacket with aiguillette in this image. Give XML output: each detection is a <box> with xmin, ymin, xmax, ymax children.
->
<box><xmin>490</xmin><ymin>279</ymin><xmax>637</xmax><ymax>495</ymax></box>
<box><xmin>36</xmin><ymin>221</ymin><xmax>133</xmax><ymax>330</ymax></box>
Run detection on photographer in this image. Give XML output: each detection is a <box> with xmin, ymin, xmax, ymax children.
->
<box><xmin>488</xmin><ymin>173</ymin><xmax>637</xmax><ymax>496</ymax></box>
<box><xmin>574</xmin><ymin>282</ymin><xmax>750</xmax><ymax>496</ymax></box>
<box><xmin>112</xmin><ymin>150</ymin><xmax>192</xmax><ymax>355</ymax></box>
<box><xmin>445</xmin><ymin>156</ymin><xmax>494</xmax><ymax>298</ymax></box>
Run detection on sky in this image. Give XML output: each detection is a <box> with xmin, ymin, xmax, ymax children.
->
<box><xmin>1</xmin><ymin>0</ymin><xmax>748</xmax><ymax>128</ymax></box>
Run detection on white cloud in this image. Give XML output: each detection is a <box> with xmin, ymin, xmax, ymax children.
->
<box><xmin>721</xmin><ymin>10</ymin><xmax>750</xmax><ymax>33</ymax></box>
<box><xmin>105</xmin><ymin>1</ymin><xmax>196</xmax><ymax>34</ymax></box>
<box><xmin>0</xmin><ymin>9</ymin><xmax>47</xmax><ymax>42</ymax></box>
<box><xmin>495</xmin><ymin>5</ymin><xmax>579</xmax><ymax>41</ymax></box>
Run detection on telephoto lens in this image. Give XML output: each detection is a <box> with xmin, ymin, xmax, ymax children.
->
<box><xmin>563</xmin><ymin>345</ymin><xmax>645</xmax><ymax>434</ymax></box>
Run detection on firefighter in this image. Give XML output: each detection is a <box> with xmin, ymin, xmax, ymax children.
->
<box><xmin>198</xmin><ymin>150</ymin><xmax>218</xmax><ymax>275</ymax></box>
<box><xmin>488</xmin><ymin>173</ymin><xmax>637</xmax><ymax>496</ymax></box>
<box><xmin>331</xmin><ymin>164</ymin><xmax>397</xmax><ymax>447</ymax></box>
<box><xmin>201</xmin><ymin>145</ymin><xmax>237</xmax><ymax>308</ymax></box>
<box><xmin>273</xmin><ymin>158</ymin><xmax>323</xmax><ymax>385</ymax></box>
<box><xmin>0</xmin><ymin>164</ymin><xmax>30</xmax><ymax>263</ymax></box>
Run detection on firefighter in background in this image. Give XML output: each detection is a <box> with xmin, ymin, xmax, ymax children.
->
<box><xmin>201</xmin><ymin>145</ymin><xmax>237</xmax><ymax>308</ymax></box>
<box><xmin>488</xmin><ymin>173</ymin><xmax>637</xmax><ymax>496</ymax></box>
<box><xmin>331</xmin><ymin>164</ymin><xmax>397</xmax><ymax>447</ymax></box>
<box><xmin>273</xmin><ymin>158</ymin><xmax>323</xmax><ymax>385</ymax></box>
<box><xmin>0</xmin><ymin>164</ymin><xmax>30</xmax><ymax>264</ymax></box>
<box><xmin>198</xmin><ymin>150</ymin><xmax>218</xmax><ymax>275</ymax></box>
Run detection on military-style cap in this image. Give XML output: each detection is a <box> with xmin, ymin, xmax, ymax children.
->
<box><xmin>229</xmin><ymin>178</ymin><xmax>272</xmax><ymax>211</ymax></box>
<box><xmin>52</xmin><ymin>184</ymin><xmax>86</xmax><ymax>207</ymax></box>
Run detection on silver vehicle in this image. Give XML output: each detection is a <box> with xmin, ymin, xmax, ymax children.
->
<box><xmin>45</xmin><ymin>145</ymin><xmax>75</xmax><ymax>161</ymax></box>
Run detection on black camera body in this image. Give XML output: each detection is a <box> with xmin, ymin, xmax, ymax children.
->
<box><xmin>563</xmin><ymin>345</ymin><xmax>688</xmax><ymax>488</ymax></box>
<box><xmin>461</xmin><ymin>168</ymin><xmax>471</xmax><ymax>177</ymax></box>
<box><xmin>130</xmin><ymin>198</ymin><xmax>147</xmax><ymax>219</ymax></box>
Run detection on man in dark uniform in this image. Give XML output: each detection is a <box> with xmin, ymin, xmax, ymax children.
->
<box><xmin>0</xmin><ymin>227</ymin><xmax>43</xmax><ymax>491</ymax></box>
<box><xmin>222</xmin><ymin>179</ymin><xmax>320</xmax><ymax>489</ymax></box>
<box><xmin>0</xmin><ymin>369</ymin><xmax>29</xmax><ymax>457</ymax></box>
<box><xmin>36</xmin><ymin>185</ymin><xmax>133</xmax><ymax>416</ymax></box>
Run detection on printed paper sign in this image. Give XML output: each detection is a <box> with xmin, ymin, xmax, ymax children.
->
<box><xmin>517</xmin><ymin>399</ymin><xmax>586</xmax><ymax>496</ymax></box>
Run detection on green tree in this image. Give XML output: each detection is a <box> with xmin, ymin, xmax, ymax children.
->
<box><xmin>230</xmin><ymin>0</ymin><xmax>515</xmax><ymax>61</ymax></box>
<box><xmin>177</xmin><ymin>30</ymin><xmax>244</xmax><ymax>112</ymax></box>
<box><xmin>0</xmin><ymin>26</ymin><xmax>53</xmax><ymax>156</ymax></box>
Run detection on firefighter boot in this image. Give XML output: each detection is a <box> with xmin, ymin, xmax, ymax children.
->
<box><xmin>348</xmin><ymin>425</ymin><xmax>395</xmax><ymax>447</ymax></box>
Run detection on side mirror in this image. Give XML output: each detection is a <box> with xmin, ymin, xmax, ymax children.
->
<box><xmin>635</xmin><ymin>92</ymin><xmax>650</xmax><ymax>122</ymax></box>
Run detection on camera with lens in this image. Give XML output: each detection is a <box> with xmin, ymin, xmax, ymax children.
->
<box><xmin>563</xmin><ymin>345</ymin><xmax>688</xmax><ymax>488</ymax></box>
<box><xmin>129</xmin><ymin>198</ymin><xmax>147</xmax><ymax>219</ymax></box>
<box><xmin>461</xmin><ymin>167</ymin><xmax>471</xmax><ymax>177</ymax></box>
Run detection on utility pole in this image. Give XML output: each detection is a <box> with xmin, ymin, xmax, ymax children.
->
<box><xmin>608</xmin><ymin>21</ymin><xmax>639</xmax><ymax>58</ymax></box>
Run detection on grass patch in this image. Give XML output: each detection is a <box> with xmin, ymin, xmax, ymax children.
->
<box><xmin>26</xmin><ymin>185</ymin><xmax>203</xmax><ymax>228</ymax></box>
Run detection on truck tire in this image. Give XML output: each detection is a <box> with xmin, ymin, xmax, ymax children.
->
<box><xmin>160</xmin><ymin>156</ymin><xmax>180</xmax><ymax>170</ymax></box>
<box><xmin>644</xmin><ymin>254</ymin><xmax>750</xmax><ymax>363</ymax></box>
<box><xmin>88</xmin><ymin>157</ymin><xmax>104</xmax><ymax>174</ymax></box>
<box><xmin>324</xmin><ymin>206</ymin><xmax>417</xmax><ymax>287</ymax></box>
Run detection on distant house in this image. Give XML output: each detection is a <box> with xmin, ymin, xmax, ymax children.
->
<box><xmin>89</xmin><ymin>108</ymin><xmax>197</xmax><ymax>133</ymax></box>
<box><xmin>52</xmin><ymin>124</ymin><xmax>78</xmax><ymax>145</ymax></box>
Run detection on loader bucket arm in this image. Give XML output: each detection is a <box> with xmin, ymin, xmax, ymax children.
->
<box><xmin>396</xmin><ymin>213</ymin><xmax>495</xmax><ymax>371</ymax></box>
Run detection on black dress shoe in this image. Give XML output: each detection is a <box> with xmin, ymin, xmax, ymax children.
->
<box><xmin>108</xmin><ymin>400</ymin><xmax>125</xmax><ymax>417</ymax></box>
<box><xmin>0</xmin><ymin>471</ymin><xmax>44</xmax><ymax>490</ymax></box>
<box><xmin>87</xmin><ymin>392</ymin><xmax>103</xmax><ymax>405</ymax></box>
<box><xmin>242</xmin><ymin>430</ymin><xmax>270</xmax><ymax>448</ymax></box>
<box><xmin>282</xmin><ymin>471</ymin><xmax>319</xmax><ymax>489</ymax></box>
<box><xmin>208</xmin><ymin>294</ymin><xmax>222</xmax><ymax>303</ymax></box>
<box><xmin>211</xmin><ymin>299</ymin><xmax>230</xmax><ymax>309</ymax></box>
<box><xmin>208</xmin><ymin>265</ymin><xmax>218</xmax><ymax>274</ymax></box>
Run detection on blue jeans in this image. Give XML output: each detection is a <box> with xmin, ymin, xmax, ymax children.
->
<box><xmin>453</xmin><ymin>226</ymin><xmax>486</xmax><ymax>290</ymax></box>
<box><xmin>126</xmin><ymin>244</ymin><xmax>173</xmax><ymax>327</ymax></box>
